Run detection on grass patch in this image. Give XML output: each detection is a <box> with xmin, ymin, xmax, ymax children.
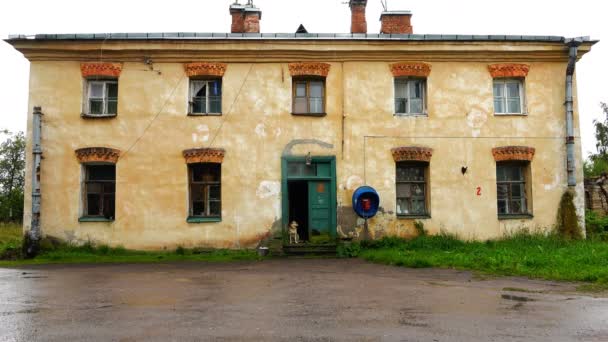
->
<box><xmin>0</xmin><ymin>225</ymin><xmax>261</xmax><ymax>266</ymax></box>
<box><xmin>350</xmin><ymin>233</ymin><xmax>608</xmax><ymax>290</ymax></box>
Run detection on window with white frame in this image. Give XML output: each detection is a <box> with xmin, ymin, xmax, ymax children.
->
<box><xmin>493</xmin><ymin>79</ymin><xmax>525</xmax><ymax>114</ymax></box>
<box><xmin>293</xmin><ymin>78</ymin><xmax>325</xmax><ymax>115</ymax></box>
<box><xmin>189</xmin><ymin>79</ymin><xmax>222</xmax><ymax>115</ymax></box>
<box><xmin>85</xmin><ymin>80</ymin><xmax>118</xmax><ymax>116</ymax></box>
<box><xmin>394</xmin><ymin>78</ymin><xmax>426</xmax><ymax>115</ymax></box>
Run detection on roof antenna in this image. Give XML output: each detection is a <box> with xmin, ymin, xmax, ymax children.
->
<box><xmin>381</xmin><ymin>0</ymin><xmax>388</xmax><ymax>11</ymax></box>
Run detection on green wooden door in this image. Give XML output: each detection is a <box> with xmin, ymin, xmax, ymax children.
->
<box><xmin>308</xmin><ymin>181</ymin><xmax>331</xmax><ymax>243</ymax></box>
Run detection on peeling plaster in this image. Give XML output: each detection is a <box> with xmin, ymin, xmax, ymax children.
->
<box><xmin>282</xmin><ymin>139</ymin><xmax>333</xmax><ymax>156</ymax></box>
<box><xmin>466</xmin><ymin>109</ymin><xmax>487</xmax><ymax>138</ymax></box>
<box><xmin>255</xmin><ymin>123</ymin><xmax>267</xmax><ymax>138</ymax></box>
<box><xmin>346</xmin><ymin>175</ymin><xmax>364</xmax><ymax>190</ymax></box>
<box><xmin>192</xmin><ymin>124</ymin><xmax>210</xmax><ymax>143</ymax></box>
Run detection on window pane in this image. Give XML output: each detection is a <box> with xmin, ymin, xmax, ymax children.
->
<box><xmin>396</xmin><ymin>198</ymin><xmax>410</xmax><ymax>215</ymax></box>
<box><xmin>87</xmin><ymin>165</ymin><xmax>115</xmax><ymax>181</ymax></box>
<box><xmin>412</xmin><ymin>183</ymin><xmax>425</xmax><ymax>196</ymax></box>
<box><xmin>89</xmin><ymin>83</ymin><xmax>104</xmax><ymax>98</ymax></box>
<box><xmin>506</xmin><ymin>82</ymin><xmax>520</xmax><ymax>98</ymax></box>
<box><xmin>192</xmin><ymin>97</ymin><xmax>206</xmax><ymax>113</ymax></box>
<box><xmin>412</xmin><ymin>199</ymin><xmax>425</xmax><ymax>214</ymax></box>
<box><xmin>410</xmin><ymin>81</ymin><xmax>422</xmax><ymax>99</ymax></box>
<box><xmin>397</xmin><ymin>183</ymin><xmax>412</xmax><ymax>198</ymax></box>
<box><xmin>103</xmin><ymin>195</ymin><xmax>115</xmax><ymax>219</ymax></box>
<box><xmin>510</xmin><ymin>199</ymin><xmax>523</xmax><ymax>214</ymax></box>
<box><xmin>210</xmin><ymin>80</ymin><xmax>221</xmax><ymax>96</ymax></box>
<box><xmin>193</xmin><ymin>82</ymin><xmax>207</xmax><ymax>97</ymax></box>
<box><xmin>192</xmin><ymin>201</ymin><xmax>205</xmax><ymax>216</ymax></box>
<box><xmin>511</xmin><ymin>183</ymin><xmax>522</xmax><ymax>197</ymax></box>
<box><xmin>209</xmin><ymin>201</ymin><xmax>221</xmax><ymax>216</ymax></box>
<box><xmin>89</xmin><ymin>100</ymin><xmax>104</xmax><ymax>114</ymax></box>
<box><xmin>497</xmin><ymin>184</ymin><xmax>509</xmax><ymax>199</ymax></box>
<box><xmin>410</xmin><ymin>99</ymin><xmax>423</xmax><ymax>114</ymax></box>
<box><xmin>294</xmin><ymin>98</ymin><xmax>307</xmax><ymax>113</ymax></box>
<box><xmin>209</xmin><ymin>96</ymin><xmax>221</xmax><ymax>113</ymax></box>
<box><xmin>106</xmin><ymin>83</ymin><xmax>118</xmax><ymax>98</ymax></box>
<box><xmin>309</xmin><ymin>97</ymin><xmax>323</xmax><ymax>113</ymax></box>
<box><xmin>295</xmin><ymin>82</ymin><xmax>307</xmax><ymax>97</ymax></box>
<box><xmin>395</xmin><ymin>82</ymin><xmax>408</xmax><ymax>98</ymax></box>
<box><xmin>507</xmin><ymin>98</ymin><xmax>521</xmax><ymax>113</ymax></box>
<box><xmin>493</xmin><ymin>82</ymin><xmax>504</xmax><ymax>97</ymax></box>
<box><xmin>310</xmin><ymin>82</ymin><xmax>323</xmax><ymax>97</ymax></box>
<box><xmin>87</xmin><ymin>183</ymin><xmax>102</xmax><ymax>194</ymax></box>
<box><xmin>494</xmin><ymin>99</ymin><xmax>505</xmax><ymax>113</ymax></box>
<box><xmin>191</xmin><ymin>163</ymin><xmax>221</xmax><ymax>182</ymax></box>
<box><xmin>209</xmin><ymin>185</ymin><xmax>221</xmax><ymax>200</ymax></box>
<box><xmin>497</xmin><ymin>199</ymin><xmax>507</xmax><ymax>214</ymax></box>
<box><xmin>87</xmin><ymin>194</ymin><xmax>100</xmax><ymax>216</ymax></box>
<box><xmin>106</xmin><ymin>100</ymin><xmax>117</xmax><ymax>114</ymax></box>
<box><xmin>191</xmin><ymin>184</ymin><xmax>204</xmax><ymax>202</ymax></box>
<box><xmin>509</xmin><ymin>166</ymin><xmax>523</xmax><ymax>181</ymax></box>
<box><xmin>397</xmin><ymin>165</ymin><xmax>424</xmax><ymax>182</ymax></box>
<box><xmin>395</xmin><ymin>99</ymin><xmax>407</xmax><ymax>114</ymax></box>
<box><xmin>103</xmin><ymin>183</ymin><xmax>116</xmax><ymax>193</ymax></box>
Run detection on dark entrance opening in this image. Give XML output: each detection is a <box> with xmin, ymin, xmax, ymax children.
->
<box><xmin>288</xmin><ymin>181</ymin><xmax>309</xmax><ymax>242</ymax></box>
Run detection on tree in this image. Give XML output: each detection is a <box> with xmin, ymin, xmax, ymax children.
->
<box><xmin>0</xmin><ymin>130</ymin><xmax>26</xmax><ymax>222</ymax></box>
<box><xmin>585</xmin><ymin>103</ymin><xmax>608</xmax><ymax>178</ymax></box>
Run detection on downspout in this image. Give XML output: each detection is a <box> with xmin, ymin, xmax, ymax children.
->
<box><xmin>24</xmin><ymin>106</ymin><xmax>43</xmax><ymax>258</ymax></box>
<box><xmin>565</xmin><ymin>37</ymin><xmax>584</xmax><ymax>186</ymax></box>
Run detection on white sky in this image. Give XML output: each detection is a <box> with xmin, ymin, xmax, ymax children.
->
<box><xmin>0</xmin><ymin>0</ymin><xmax>606</xmax><ymax>156</ymax></box>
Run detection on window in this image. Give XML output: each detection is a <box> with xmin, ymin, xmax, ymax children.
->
<box><xmin>189</xmin><ymin>79</ymin><xmax>222</xmax><ymax>115</ymax></box>
<box><xmin>293</xmin><ymin>78</ymin><xmax>325</xmax><ymax>115</ymax></box>
<box><xmin>396</xmin><ymin>162</ymin><xmax>428</xmax><ymax>216</ymax></box>
<box><xmin>85</xmin><ymin>80</ymin><xmax>118</xmax><ymax>115</ymax></box>
<box><xmin>496</xmin><ymin>162</ymin><xmax>529</xmax><ymax>215</ymax></box>
<box><xmin>395</xmin><ymin>78</ymin><xmax>426</xmax><ymax>115</ymax></box>
<box><xmin>189</xmin><ymin>163</ymin><xmax>221</xmax><ymax>218</ymax></box>
<box><xmin>83</xmin><ymin>164</ymin><xmax>116</xmax><ymax>220</ymax></box>
<box><xmin>493</xmin><ymin>79</ymin><xmax>525</xmax><ymax>114</ymax></box>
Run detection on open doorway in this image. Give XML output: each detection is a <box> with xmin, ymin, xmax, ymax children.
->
<box><xmin>288</xmin><ymin>181</ymin><xmax>309</xmax><ymax>242</ymax></box>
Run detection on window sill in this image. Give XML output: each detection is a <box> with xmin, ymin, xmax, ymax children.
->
<box><xmin>291</xmin><ymin>112</ymin><xmax>327</xmax><ymax>117</ymax></box>
<box><xmin>498</xmin><ymin>214</ymin><xmax>534</xmax><ymax>220</ymax></box>
<box><xmin>187</xmin><ymin>216</ymin><xmax>222</xmax><ymax>223</ymax></box>
<box><xmin>394</xmin><ymin>113</ymin><xmax>428</xmax><ymax>117</ymax></box>
<box><xmin>494</xmin><ymin>113</ymin><xmax>527</xmax><ymax>117</ymax></box>
<box><xmin>187</xmin><ymin>113</ymin><xmax>222</xmax><ymax>117</ymax></box>
<box><xmin>79</xmin><ymin>217</ymin><xmax>114</xmax><ymax>222</ymax></box>
<box><xmin>397</xmin><ymin>214</ymin><xmax>431</xmax><ymax>220</ymax></box>
<box><xmin>81</xmin><ymin>113</ymin><xmax>117</xmax><ymax>119</ymax></box>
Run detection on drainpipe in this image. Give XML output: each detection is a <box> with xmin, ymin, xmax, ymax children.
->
<box><xmin>24</xmin><ymin>106</ymin><xmax>43</xmax><ymax>258</ymax></box>
<box><xmin>565</xmin><ymin>37</ymin><xmax>584</xmax><ymax>187</ymax></box>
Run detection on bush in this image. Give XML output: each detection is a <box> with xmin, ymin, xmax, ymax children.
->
<box><xmin>337</xmin><ymin>242</ymin><xmax>361</xmax><ymax>258</ymax></box>
<box><xmin>585</xmin><ymin>210</ymin><xmax>608</xmax><ymax>238</ymax></box>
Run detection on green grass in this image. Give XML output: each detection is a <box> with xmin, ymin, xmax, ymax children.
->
<box><xmin>354</xmin><ymin>233</ymin><xmax>608</xmax><ymax>291</ymax></box>
<box><xmin>0</xmin><ymin>224</ymin><xmax>261</xmax><ymax>266</ymax></box>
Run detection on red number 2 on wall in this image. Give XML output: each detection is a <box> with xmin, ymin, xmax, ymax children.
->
<box><xmin>476</xmin><ymin>187</ymin><xmax>482</xmax><ymax>196</ymax></box>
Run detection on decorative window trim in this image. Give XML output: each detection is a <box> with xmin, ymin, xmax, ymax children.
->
<box><xmin>488</xmin><ymin>64</ymin><xmax>530</xmax><ymax>78</ymax></box>
<box><xmin>390</xmin><ymin>62</ymin><xmax>431</xmax><ymax>77</ymax></box>
<box><xmin>391</xmin><ymin>146</ymin><xmax>433</xmax><ymax>162</ymax></box>
<box><xmin>75</xmin><ymin>147</ymin><xmax>121</xmax><ymax>164</ymax></box>
<box><xmin>80</xmin><ymin>63</ymin><xmax>123</xmax><ymax>78</ymax></box>
<box><xmin>288</xmin><ymin>62</ymin><xmax>331</xmax><ymax>77</ymax></box>
<box><xmin>184</xmin><ymin>63</ymin><xmax>227</xmax><ymax>77</ymax></box>
<box><xmin>492</xmin><ymin>146</ymin><xmax>535</xmax><ymax>162</ymax></box>
<box><xmin>182</xmin><ymin>148</ymin><xmax>225</xmax><ymax>164</ymax></box>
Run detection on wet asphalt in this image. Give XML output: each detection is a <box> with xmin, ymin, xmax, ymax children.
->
<box><xmin>1</xmin><ymin>258</ymin><xmax>607</xmax><ymax>341</ymax></box>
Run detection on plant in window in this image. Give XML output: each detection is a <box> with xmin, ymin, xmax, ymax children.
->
<box><xmin>189</xmin><ymin>79</ymin><xmax>222</xmax><ymax>115</ymax></box>
<box><xmin>86</xmin><ymin>80</ymin><xmax>118</xmax><ymax>115</ymax></box>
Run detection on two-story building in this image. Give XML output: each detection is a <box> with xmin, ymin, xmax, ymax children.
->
<box><xmin>7</xmin><ymin>0</ymin><xmax>596</xmax><ymax>250</ymax></box>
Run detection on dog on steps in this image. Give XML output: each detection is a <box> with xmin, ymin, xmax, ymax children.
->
<box><xmin>289</xmin><ymin>221</ymin><xmax>300</xmax><ymax>244</ymax></box>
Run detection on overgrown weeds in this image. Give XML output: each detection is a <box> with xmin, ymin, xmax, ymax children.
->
<box><xmin>340</xmin><ymin>231</ymin><xmax>608</xmax><ymax>290</ymax></box>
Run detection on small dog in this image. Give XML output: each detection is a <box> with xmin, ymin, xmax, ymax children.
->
<box><xmin>289</xmin><ymin>221</ymin><xmax>300</xmax><ymax>244</ymax></box>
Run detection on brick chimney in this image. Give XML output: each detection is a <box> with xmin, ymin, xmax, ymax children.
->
<box><xmin>380</xmin><ymin>11</ymin><xmax>413</xmax><ymax>34</ymax></box>
<box><xmin>229</xmin><ymin>1</ymin><xmax>262</xmax><ymax>34</ymax></box>
<box><xmin>349</xmin><ymin>0</ymin><xmax>368</xmax><ymax>34</ymax></box>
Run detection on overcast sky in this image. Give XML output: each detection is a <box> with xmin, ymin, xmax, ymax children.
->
<box><xmin>0</xmin><ymin>0</ymin><xmax>606</xmax><ymax>156</ymax></box>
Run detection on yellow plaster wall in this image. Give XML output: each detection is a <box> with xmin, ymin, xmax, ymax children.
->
<box><xmin>22</xmin><ymin>54</ymin><xmax>585</xmax><ymax>249</ymax></box>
